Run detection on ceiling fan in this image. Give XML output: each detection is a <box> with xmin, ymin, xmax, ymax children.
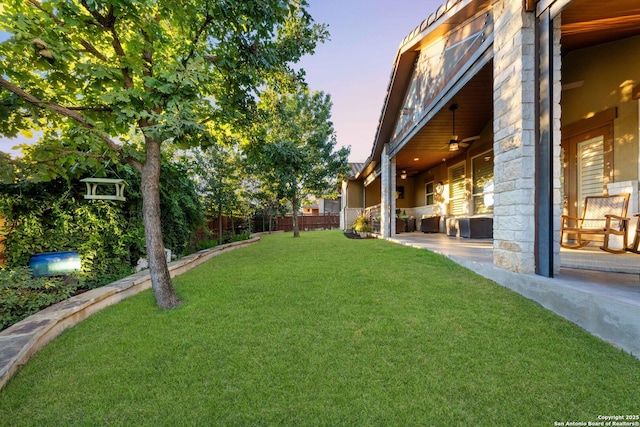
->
<box><xmin>442</xmin><ymin>103</ymin><xmax>480</xmax><ymax>151</ymax></box>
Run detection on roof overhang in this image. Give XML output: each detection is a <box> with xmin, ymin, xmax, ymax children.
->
<box><xmin>356</xmin><ymin>0</ymin><xmax>640</xmax><ymax>180</ymax></box>
<box><xmin>362</xmin><ymin>0</ymin><xmax>492</xmax><ymax>175</ymax></box>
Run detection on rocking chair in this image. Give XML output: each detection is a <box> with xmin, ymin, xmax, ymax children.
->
<box><xmin>560</xmin><ymin>193</ymin><xmax>630</xmax><ymax>254</ymax></box>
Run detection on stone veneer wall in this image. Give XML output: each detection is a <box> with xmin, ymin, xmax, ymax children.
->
<box><xmin>380</xmin><ymin>144</ymin><xmax>392</xmax><ymax>238</ymax></box>
<box><xmin>492</xmin><ymin>1</ymin><xmax>537</xmax><ymax>273</ymax></box>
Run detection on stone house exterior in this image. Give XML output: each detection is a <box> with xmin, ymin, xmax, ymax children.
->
<box><xmin>342</xmin><ymin>0</ymin><xmax>640</xmax><ymax>277</ymax></box>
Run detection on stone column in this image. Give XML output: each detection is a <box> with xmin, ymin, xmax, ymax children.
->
<box><xmin>380</xmin><ymin>144</ymin><xmax>395</xmax><ymax>238</ymax></box>
<box><xmin>492</xmin><ymin>1</ymin><xmax>537</xmax><ymax>273</ymax></box>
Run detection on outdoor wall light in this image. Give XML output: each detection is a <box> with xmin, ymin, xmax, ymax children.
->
<box><xmin>448</xmin><ymin>103</ymin><xmax>460</xmax><ymax>151</ymax></box>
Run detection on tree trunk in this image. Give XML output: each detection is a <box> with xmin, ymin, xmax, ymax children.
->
<box><xmin>141</xmin><ymin>138</ymin><xmax>181</xmax><ymax>309</ymax></box>
<box><xmin>218</xmin><ymin>205</ymin><xmax>223</xmax><ymax>243</ymax></box>
<box><xmin>292</xmin><ymin>192</ymin><xmax>300</xmax><ymax>238</ymax></box>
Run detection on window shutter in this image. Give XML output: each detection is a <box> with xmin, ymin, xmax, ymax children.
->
<box><xmin>578</xmin><ymin>136</ymin><xmax>604</xmax><ymax>204</ymax></box>
<box><xmin>449</xmin><ymin>163</ymin><xmax>466</xmax><ymax>215</ymax></box>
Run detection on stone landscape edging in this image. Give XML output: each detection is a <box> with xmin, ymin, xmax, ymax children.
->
<box><xmin>0</xmin><ymin>236</ymin><xmax>260</xmax><ymax>390</ymax></box>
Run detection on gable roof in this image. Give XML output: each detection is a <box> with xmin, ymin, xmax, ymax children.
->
<box><xmin>359</xmin><ymin>0</ymin><xmax>491</xmax><ymax>178</ymax></box>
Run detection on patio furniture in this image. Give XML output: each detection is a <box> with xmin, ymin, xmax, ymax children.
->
<box><xmin>395</xmin><ymin>216</ymin><xmax>414</xmax><ymax>233</ymax></box>
<box><xmin>628</xmin><ymin>213</ymin><xmax>640</xmax><ymax>254</ymax></box>
<box><xmin>560</xmin><ymin>193</ymin><xmax>630</xmax><ymax>254</ymax></box>
<box><xmin>420</xmin><ymin>215</ymin><xmax>440</xmax><ymax>233</ymax></box>
<box><xmin>446</xmin><ymin>217</ymin><xmax>493</xmax><ymax>238</ymax></box>
<box><xmin>459</xmin><ymin>217</ymin><xmax>493</xmax><ymax>238</ymax></box>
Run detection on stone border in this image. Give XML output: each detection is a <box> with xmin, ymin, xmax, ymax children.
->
<box><xmin>0</xmin><ymin>237</ymin><xmax>260</xmax><ymax>390</ymax></box>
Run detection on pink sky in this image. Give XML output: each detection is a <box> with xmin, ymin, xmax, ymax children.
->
<box><xmin>0</xmin><ymin>0</ymin><xmax>444</xmax><ymax>161</ymax></box>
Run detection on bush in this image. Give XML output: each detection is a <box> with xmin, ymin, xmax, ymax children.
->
<box><xmin>195</xmin><ymin>238</ymin><xmax>218</xmax><ymax>252</ymax></box>
<box><xmin>231</xmin><ymin>232</ymin><xmax>251</xmax><ymax>243</ymax></box>
<box><xmin>0</xmin><ymin>178</ymin><xmax>142</xmax><ymax>283</ymax></box>
<box><xmin>0</xmin><ymin>160</ymin><xmax>205</xmax><ymax>284</ymax></box>
<box><xmin>0</xmin><ymin>267</ymin><xmax>78</xmax><ymax>331</ymax></box>
<box><xmin>0</xmin><ymin>153</ymin><xmax>208</xmax><ymax>331</ymax></box>
<box><xmin>352</xmin><ymin>214</ymin><xmax>372</xmax><ymax>233</ymax></box>
<box><xmin>158</xmin><ymin>162</ymin><xmax>205</xmax><ymax>257</ymax></box>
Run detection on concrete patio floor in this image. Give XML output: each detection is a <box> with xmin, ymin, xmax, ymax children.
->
<box><xmin>388</xmin><ymin>232</ymin><xmax>640</xmax><ymax>359</ymax></box>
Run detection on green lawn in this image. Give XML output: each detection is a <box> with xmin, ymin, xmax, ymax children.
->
<box><xmin>1</xmin><ymin>231</ymin><xmax>639</xmax><ymax>426</ymax></box>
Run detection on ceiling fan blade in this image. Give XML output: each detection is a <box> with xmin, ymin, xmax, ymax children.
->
<box><xmin>461</xmin><ymin>135</ymin><xmax>480</xmax><ymax>143</ymax></box>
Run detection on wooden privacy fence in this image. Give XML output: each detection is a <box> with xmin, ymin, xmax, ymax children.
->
<box><xmin>275</xmin><ymin>214</ymin><xmax>340</xmax><ymax>232</ymax></box>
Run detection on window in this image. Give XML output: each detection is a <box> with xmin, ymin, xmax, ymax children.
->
<box><xmin>472</xmin><ymin>151</ymin><xmax>494</xmax><ymax>215</ymax></box>
<box><xmin>448</xmin><ymin>163</ymin><xmax>466</xmax><ymax>215</ymax></box>
<box><xmin>577</xmin><ymin>136</ymin><xmax>604</xmax><ymax>213</ymax></box>
<box><xmin>425</xmin><ymin>181</ymin><xmax>434</xmax><ymax>205</ymax></box>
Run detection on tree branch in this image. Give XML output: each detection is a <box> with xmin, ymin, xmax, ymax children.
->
<box><xmin>109</xmin><ymin>30</ymin><xmax>134</xmax><ymax>89</ymax></box>
<box><xmin>79</xmin><ymin>0</ymin><xmax>115</xmax><ymax>29</ymax></box>
<box><xmin>0</xmin><ymin>76</ymin><xmax>141</xmax><ymax>170</ymax></box>
<box><xmin>37</xmin><ymin>149</ymin><xmax>110</xmax><ymax>163</ymax></box>
<box><xmin>78</xmin><ymin>0</ymin><xmax>133</xmax><ymax>88</ymax></box>
<box><xmin>26</xmin><ymin>0</ymin><xmax>109</xmax><ymax>62</ymax></box>
<box><xmin>67</xmin><ymin>106</ymin><xmax>113</xmax><ymax>112</ymax></box>
<box><xmin>183</xmin><ymin>12</ymin><xmax>214</xmax><ymax>66</ymax></box>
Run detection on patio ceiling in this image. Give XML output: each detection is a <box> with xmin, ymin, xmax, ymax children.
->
<box><xmin>391</xmin><ymin>0</ymin><xmax>640</xmax><ymax>178</ymax></box>
<box><xmin>560</xmin><ymin>0</ymin><xmax>640</xmax><ymax>55</ymax></box>
<box><xmin>393</xmin><ymin>63</ymin><xmax>493</xmax><ymax>177</ymax></box>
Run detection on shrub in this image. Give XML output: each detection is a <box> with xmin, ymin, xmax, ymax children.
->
<box><xmin>195</xmin><ymin>238</ymin><xmax>219</xmax><ymax>252</ymax></box>
<box><xmin>0</xmin><ymin>267</ymin><xmax>78</xmax><ymax>331</ymax></box>
<box><xmin>352</xmin><ymin>214</ymin><xmax>372</xmax><ymax>233</ymax></box>
<box><xmin>231</xmin><ymin>232</ymin><xmax>251</xmax><ymax>243</ymax></box>
<box><xmin>0</xmin><ymin>179</ymin><xmax>142</xmax><ymax>283</ymax></box>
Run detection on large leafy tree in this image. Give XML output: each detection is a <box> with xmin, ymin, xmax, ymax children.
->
<box><xmin>247</xmin><ymin>87</ymin><xmax>350</xmax><ymax>237</ymax></box>
<box><xmin>186</xmin><ymin>143</ymin><xmax>245</xmax><ymax>243</ymax></box>
<box><xmin>0</xmin><ymin>0</ymin><xmax>326</xmax><ymax>308</ymax></box>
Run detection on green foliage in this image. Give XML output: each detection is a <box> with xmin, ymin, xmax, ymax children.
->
<box><xmin>0</xmin><ymin>267</ymin><xmax>76</xmax><ymax>331</ymax></box>
<box><xmin>0</xmin><ymin>178</ymin><xmax>142</xmax><ymax>283</ymax></box>
<box><xmin>186</xmin><ymin>144</ymin><xmax>244</xmax><ymax>219</ymax></box>
<box><xmin>194</xmin><ymin>238</ymin><xmax>218</xmax><ymax>252</ymax></box>
<box><xmin>352</xmin><ymin>214</ymin><xmax>372</xmax><ymax>233</ymax></box>
<box><xmin>158</xmin><ymin>161</ymin><xmax>205</xmax><ymax>257</ymax></box>
<box><xmin>0</xmin><ymin>0</ymin><xmax>328</xmax><ymax>307</ymax></box>
<box><xmin>245</xmin><ymin>86</ymin><xmax>350</xmax><ymax>236</ymax></box>
<box><xmin>230</xmin><ymin>231</ymin><xmax>251</xmax><ymax>243</ymax></box>
<box><xmin>0</xmin><ymin>158</ymin><xmax>203</xmax><ymax>283</ymax></box>
<box><xmin>0</xmin><ymin>0</ymin><xmax>328</xmax><ymax>162</ymax></box>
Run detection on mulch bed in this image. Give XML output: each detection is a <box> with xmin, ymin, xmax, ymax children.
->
<box><xmin>343</xmin><ymin>231</ymin><xmax>375</xmax><ymax>239</ymax></box>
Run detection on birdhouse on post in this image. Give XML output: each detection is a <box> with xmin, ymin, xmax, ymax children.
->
<box><xmin>80</xmin><ymin>178</ymin><xmax>126</xmax><ymax>201</ymax></box>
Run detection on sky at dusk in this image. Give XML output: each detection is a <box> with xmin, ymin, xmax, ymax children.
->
<box><xmin>298</xmin><ymin>0</ymin><xmax>443</xmax><ymax>161</ymax></box>
<box><xmin>0</xmin><ymin>0</ymin><xmax>444</xmax><ymax>161</ymax></box>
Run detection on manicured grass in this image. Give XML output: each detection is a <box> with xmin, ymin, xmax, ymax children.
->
<box><xmin>1</xmin><ymin>230</ymin><xmax>639</xmax><ymax>425</ymax></box>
